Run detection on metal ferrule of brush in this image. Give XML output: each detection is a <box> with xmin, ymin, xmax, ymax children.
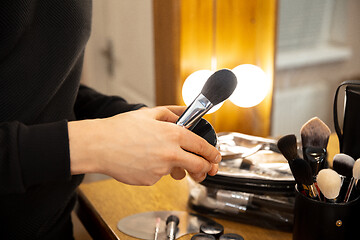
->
<box><xmin>216</xmin><ymin>190</ymin><xmax>251</xmax><ymax>207</ymax></box>
<box><xmin>176</xmin><ymin>93</ymin><xmax>213</xmax><ymax>128</ymax></box>
<box><xmin>308</xmin><ymin>184</ymin><xmax>321</xmax><ymax>201</ymax></box>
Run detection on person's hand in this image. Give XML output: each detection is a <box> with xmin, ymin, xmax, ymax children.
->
<box><xmin>68</xmin><ymin>106</ymin><xmax>221</xmax><ymax>185</ymax></box>
<box><xmin>161</xmin><ymin>106</ymin><xmax>219</xmax><ymax>182</ymax></box>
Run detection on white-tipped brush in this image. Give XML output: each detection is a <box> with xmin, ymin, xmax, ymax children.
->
<box><xmin>316</xmin><ymin>168</ymin><xmax>342</xmax><ymax>202</ymax></box>
<box><xmin>344</xmin><ymin>158</ymin><xmax>360</xmax><ymax>202</ymax></box>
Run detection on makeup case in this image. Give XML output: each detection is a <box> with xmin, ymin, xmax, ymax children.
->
<box><xmin>333</xmin><ymin>80</ymin><xmax>360</xmax><ymax>160</ymax></box>
<box><xmin>187</xmin><ymin>132</ymin><xmax>295</xmax><ymax>231</ymax></box>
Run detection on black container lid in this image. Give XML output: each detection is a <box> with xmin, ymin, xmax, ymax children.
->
<box><xmin>191</xmin><ymin>233</ymin><xmax>216</xmax><ymax>240</ymax></box>
<box><xmin>200</xmin><ymin>222</ymin><xmax>224</xmax><ymax>239</ymax></box>
<box><xmin>219</xmin><ymin>233</ymin><xmax>244</xmax><ymax>240</ymax></box>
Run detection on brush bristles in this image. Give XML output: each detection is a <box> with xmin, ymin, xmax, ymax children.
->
<box><xmin>333</xmin><ymin>153</ymin><xmax>355</xmax><ymax>177</ymax></box>
<box><xmin>353</xmin><ymin>159</ymin><xmax>360</xmax><ymax>179</ymax></box>
<box><xmin>316</xmin><ymin>168</ymin><xmax>341</xmax><ymax>200</ymax></box>
<box><xmin>277</xmin><ymin>134</ymin><xmax>299</xmax><ymax>162</ymax></box>
<box><xmin>300</xmin><ymin>117</ymin><xmax>331</xmax><ymax>148</ymax></box>
<box><xmin>292</xmin><ymin>158</ymin><xmax>314</xmax><ymax>185</ymax></box>
<box><xmin>201</xmin><ymin>69</ymin><xmax>237</xmax><ymax>105</ymax></box>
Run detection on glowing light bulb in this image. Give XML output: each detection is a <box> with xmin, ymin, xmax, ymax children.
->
<box><xmin>229</xmin><ymin>64</ymin><xmax>270</xmax><ymax>108</ymax></box>
<box><xmin>182</xmin><ymin>70</ymin><xmax>223</xmax><ymax>114</ymax></box>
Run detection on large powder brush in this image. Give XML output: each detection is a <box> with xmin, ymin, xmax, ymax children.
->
<box><xmin>300</xmin><ymin>117</ymin><xmax>331</xmax><ymax>149</ymax></box>
<box><xmin>300</xmin><ymin>117</ymin><xmax>331</xmax><ymax>176</ymax></box>
<box><xmin>176</xmin><ymin>69</ymin><xmax>237</xmax><ymax>129</ymax></box>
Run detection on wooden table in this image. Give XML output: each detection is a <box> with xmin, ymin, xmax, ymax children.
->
<box><xmin>76</xmin><ymin>134</ymin><xmax>340</xmax><ymax>240</ymax></box>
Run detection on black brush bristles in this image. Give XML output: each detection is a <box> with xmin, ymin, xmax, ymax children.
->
<box><xmin>292</xmin><ymin>158</ymin><xmax>314</xmax><ymax>186</ymax></box>
<box><xmin>277</xmin><ymin>134</ymin><xmax>299</xmax><ymax>162</ymax></box>
<box><xmin>333</xmin><ymin>153</ymin><xmax>355</xmax><ymax>177</ymax></box>
<box><xmin>300</xmin><ymin>117</ymin><xmax>331</xmax><ymax>149</ymax></box>
<box><xmin>201</xmin><ymin>69</ymin><xmax>237</xmax><ymax>105</ymax></box>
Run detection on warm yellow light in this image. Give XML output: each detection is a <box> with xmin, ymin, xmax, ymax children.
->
<box><xmin>229</xmin><ymin>64</ymin><xmax>270</xmax><ymax>108</ymax></box>
<box><xmin>182</xmin><ymin>70</ymin><xmax>224</xmax><ymax>113</ymax></box>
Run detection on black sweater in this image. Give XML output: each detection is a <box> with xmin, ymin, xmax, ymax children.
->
<box><xmin>0</xmin><ymin>1</ymin><xmax>145</xmax><ymax>239</ymax></box>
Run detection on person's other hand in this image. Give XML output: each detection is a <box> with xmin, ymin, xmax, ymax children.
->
<box><xmin>68</xmin><ymin>106</ymin><xmax>221</xmax><ymax>185</ymax></box>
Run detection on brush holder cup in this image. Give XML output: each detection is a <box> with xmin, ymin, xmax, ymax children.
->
<box><xmin>293</xmin><ymin>186</ymin><xmax>360</xmax><ymax>240</ymax></box>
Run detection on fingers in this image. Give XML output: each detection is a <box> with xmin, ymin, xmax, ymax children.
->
<box><xmin>171</xmin><ymin>163</ymin><xmax>218</xmax><ymax>182</ymax></box>
<box><xmin>173</xmin><ymin>149</ymin><xmax>214</xmax><ymax>175</ymax></box>
<box><xmin>208</xmin><ymin>164</ymin><xmax>219</xmax><ymax>176</ymax></box>
<box><xmin>148</xmin><ymin>105</ymin><xmax>186</xmax><ymax>123</ymax></box>
<box><xmin>164</xmin><ymin>105</ymin><xmax>187</xmax><ymax>117</ymax></box>
<box><xmin>178</xmin><ymin>128</ymin><xmax>221</xmax><ymax>164</ymax></box>
<box><xmin>189</xmin><ymin>172</ymin><xmax>207</xmax><ymax>182</ymax></box>
<box><xmin>151</xmin><ymin>106</ymin><xmax>180</xmax><ymax>123</ymax></box>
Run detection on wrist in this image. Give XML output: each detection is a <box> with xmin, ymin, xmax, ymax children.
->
<box><xmin>68</xmin><ymin>119</ymin><xmax>101</xmax><ymax>175</ymax></box>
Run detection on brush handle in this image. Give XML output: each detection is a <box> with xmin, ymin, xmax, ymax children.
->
<box><xmin>302</xmin><ymin>184</ymin><xmax>321</xmax><ymax>201</ymax></box>
<box><xmin>344</xmin><ymin>178</ymin><xmax>355</xmax><ymax>202</ymax></box>
<box><xmin>176</xmin><ymin>93</ymin><xmax>213</xmax><ymax>129</ymax></box>
<box><xmin>303</xmin><ymin>147</ymin><xmax>327</xmax><ymax>178</ymax></box>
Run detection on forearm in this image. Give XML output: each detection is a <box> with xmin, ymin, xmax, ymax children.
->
<box><xmin>68</xmin><ymin>119</ymin><xmax>102</xmax><ymax>175</ymax></box>
<box><xmin>0</xmin><ymin>120</ymin><xmax>71</xmax><ymax>195</ymax></box>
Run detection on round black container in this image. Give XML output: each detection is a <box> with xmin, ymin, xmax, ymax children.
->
<box><xmin>219</xmin><ymin>233</ymin><xmax>244</xmax><ymax>240</ymax></box>
<box><xmin>191</xmin><ymin>118</ymin><xmax>217</xmax><ymax>147</ymax></box>
<box><xmin>293</xmin><ymin>186</ymin><xmax>360</xmax><ymax>240</ymax></box>
<box><xmin>200</xmin><ymin>222</ymin><xmax>224</xmax><ymax>239</ymax></box>
<box><xmin>191</xmin><ymin>233</ymin><xmax>216</xmax><ymax>240</ymax></box>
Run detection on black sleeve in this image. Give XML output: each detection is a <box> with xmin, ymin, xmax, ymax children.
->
<box><xmin>74</xmin><ymin>84</ymin><xmax>147</xmax><ymax>120</ymax></box>
<box><xmin>0</xmin><ymin>120</ymin><xmax>71</xmax><ymax>195</ymax></box>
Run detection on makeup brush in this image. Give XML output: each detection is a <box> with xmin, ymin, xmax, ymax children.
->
<box><xmin>303</xmin><ymin>146</ymin><xmax>327</xmax><ymax>178</ymax></box>
<box><xmin>176</xmin><ymin>69</ymin><xmax>237</xmax><ymax>129</ymax></box>
<box><xmin>300</xmin><ymin>117</ymin><xmax>331</xmax><ymax>149</ymax></box>
<box><xmin>333</xmin><ymin>153</ymin><xmax>355</xmax><ymax>178</ymax></box>
<box><xmin>332</xmin><ymin>153</ymin><xmax>355</xmax><ymax>199</ymax></box>
<box><xmin>291</xmin><ymin>158</ymin><xmax>321</xmax><ymax>200</ymax></box>
<box><xmin>316</xmin><ymin>168</ymin><xmax>342</xmax><ymax>202</ymax></box>
<box><xmin>277</xmin><ymin>134</ymin><xmax>304</xmax><ymax>191</ymax></box>
<box><xmin>343</xmin><ymin>158</ymin><xmax>360</xmax><ymax>202</ymax></box>
<box><xmin>166</xmin><ymin>215</ymin><xmax>179</xmax><ymax>240</ymax></box>
<box><xmin>300</xmin><ymin>117</ymin><xmax>331</xmax><ymax>176</ymax></box>
<box><xmin>277</xmin><ymin>134</ymin><xmax>299</xmax><ymax>163</ymax></box>
<box><xmin>154</xmin><ymin>217</ymin><xmax>161</xmax><ymax>240</ymax></box>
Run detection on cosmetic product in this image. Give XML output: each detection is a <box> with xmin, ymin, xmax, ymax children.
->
<box><xmin>219</xmin><ymin>233</ymin><xmax>245</xmax><ymax>240</ymax></box>
<box><xmin>200</xmin><ymin>222</ymin><xmax>224</xmax><ymax>239</ymax></box>
<box><xmin>166</xmin><ymin>215</ymin><xmax>179</xmax><ymax>240</ymax></box>
<box><xmin>191</xmin><ymin>233</ymin><xmax>216</xmax><ymax>240</ymax></box>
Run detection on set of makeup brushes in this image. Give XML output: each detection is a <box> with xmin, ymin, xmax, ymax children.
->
<box><xmin>277</xmin><ymin>117</ymin><xmax>360</xmax><ymax>203</ymax></box>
